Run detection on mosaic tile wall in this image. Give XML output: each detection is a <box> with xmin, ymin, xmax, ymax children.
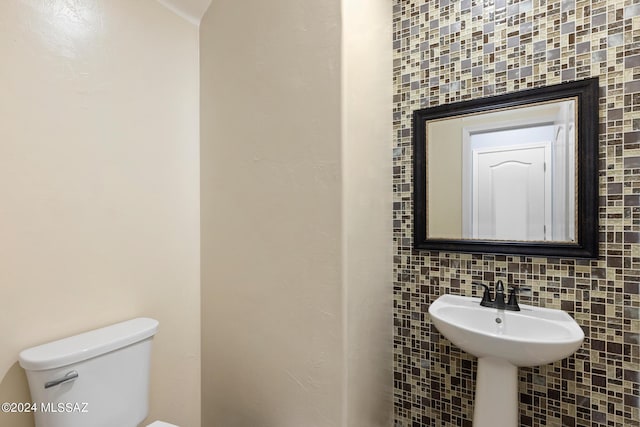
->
<box><xmin>392</xmin><ymin>0</ymin><xmax>640</xmax><ymax>426</ymax></box>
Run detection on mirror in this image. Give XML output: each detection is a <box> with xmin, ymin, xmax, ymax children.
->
<box><xmin>413</xmin><ymin>78</ymin><xmax>599</xmax><ymax>258</ymax></box>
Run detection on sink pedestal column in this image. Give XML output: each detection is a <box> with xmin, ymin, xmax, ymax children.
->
<box><xmin>473</xmin><ymin>357</ymin><xmax>518</xmax><ymax>427</ymax></box>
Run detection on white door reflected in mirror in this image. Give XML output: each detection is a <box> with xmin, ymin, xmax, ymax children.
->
<box><xmin>473</xmin><ymin>143</ymin><xmax>549</xmax><ymax>241</ymax></box>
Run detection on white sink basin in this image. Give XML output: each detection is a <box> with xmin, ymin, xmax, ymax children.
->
<box><xmin>428</xmin><ymin>293</ymin><xmax>585</xmax><ymax>427</ymax></box>
<box><xmin>428</xmin><ymin>294</ymin><xmax>584</xmax><ymax>367</ymax></box>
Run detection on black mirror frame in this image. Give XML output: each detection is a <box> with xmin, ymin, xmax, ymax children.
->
<box><xmin>413</xmin><ymin>78</ymin><xmax>599</xmax><ymax>258</ymax></box>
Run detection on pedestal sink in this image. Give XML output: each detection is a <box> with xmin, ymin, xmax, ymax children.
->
<box><xmin>428</xmin><ymin>294</ymin><xmax>584</xmax><ymax>427</ymax></box>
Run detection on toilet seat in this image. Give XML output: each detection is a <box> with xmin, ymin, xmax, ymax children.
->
<box><xmin>147</xmin><ymin>422</ymin><xmax>179</xmax><ymax>427</ymax></box>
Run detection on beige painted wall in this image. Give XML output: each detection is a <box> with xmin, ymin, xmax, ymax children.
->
<box><xmin>201</xmin><ymin>0</ymin><xmax>392</xmax><ymax>425</ymax></box>
<box><xmin>342</xmin><ymin>0</ymin><xmax>393</xmax><ymax>426</ymax></box>
<box><xmin>200</xmin><ymin>1</ymin><xmax>344</xmax><ymax>425</ymax></box>
<box><xmin>0</xmin><ymin>1</ymin><xmax>200</xmax><ymax>426</ymax></box>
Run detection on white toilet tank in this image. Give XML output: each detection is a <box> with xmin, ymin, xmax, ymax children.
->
<box><xmin>19</xmin><ymin>318</ymin><xmax>159</xmax><ymax>427</ymax></box>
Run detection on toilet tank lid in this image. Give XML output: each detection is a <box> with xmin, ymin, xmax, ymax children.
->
<box><xmin>19</xmin><ymin>318</ymin><xmax>159</xmax><ymax>371</ymax></box>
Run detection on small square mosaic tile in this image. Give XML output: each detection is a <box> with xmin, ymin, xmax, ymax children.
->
<box><xmin>392</xmin><ymin>0</ymin><xmax>640</xmax><ymax>426</ymax></box>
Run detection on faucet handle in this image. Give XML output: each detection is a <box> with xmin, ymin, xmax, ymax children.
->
<box><xmin>506</xmin><ymin>286</ymin><xmax>521</xmax><ymax>311</ymax></box>
<box><xmin>472</xmin><ymin>282</ymin><xmax>493</xmax><ymax>307</ymax></box>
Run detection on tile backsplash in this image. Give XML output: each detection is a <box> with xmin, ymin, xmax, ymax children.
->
<box><xmin>392</xmin><ymin>0</ymin><xmax>640</xmax><ymax>426</ymax></box>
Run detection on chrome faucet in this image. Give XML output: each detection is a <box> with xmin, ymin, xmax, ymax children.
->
<box><xmin>472</xmin><ymin>280</ymin><xmax>521</xmax><ymax>311</ymax></box>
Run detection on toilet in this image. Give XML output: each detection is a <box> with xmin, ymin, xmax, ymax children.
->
<box><xmin>18</xmin><ymin>318</ymin><xmax>177</xmax><ymax>427</ymax></box>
